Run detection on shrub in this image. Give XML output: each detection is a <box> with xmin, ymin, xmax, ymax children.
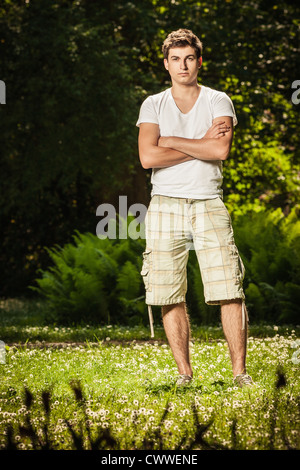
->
<box><xmin>186</xmin><ymin>206</ymin><xmax>300</xmax><ymax>325</ymax></box>
<box><xmin>32</xmin><ymin>208</ymin><xmax>300</xmax><ymax>326</ymax></box>
<box><xmin>233</xmin><ymin>206</ymin><xmax>300</xmax><ymax>324</ymax></box>
<box><xmin>31</xmin><ymin>228</ymin><xmax>146</xmax><ymax>326</ymax></box>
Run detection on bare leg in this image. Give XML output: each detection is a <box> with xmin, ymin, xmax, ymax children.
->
<box><xmin>221</xmin><ymin>300</ymin><xmax>248</xmax><ymax>377</ymax></box>
<box><xmin>162</xmin><ymin>302</ymin><xmax>193</xmax><ymax>377</ymax></box>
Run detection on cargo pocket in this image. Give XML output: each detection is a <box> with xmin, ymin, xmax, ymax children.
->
<box><xmin>141</xmin><ymin>249</ymin><xmax>152</xmax><ymax>292</ymax></box>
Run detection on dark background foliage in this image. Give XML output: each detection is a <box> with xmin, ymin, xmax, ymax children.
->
<box><xmin>0</xmin><ymin>0</ymin><xmax>299</xmax><ymax>324</ymax></box>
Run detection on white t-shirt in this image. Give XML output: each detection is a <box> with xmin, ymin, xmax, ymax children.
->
<box><xmin>136</xmin><ymin>85</ymin><xmax>238</xmax><ymax>199</ymax></box>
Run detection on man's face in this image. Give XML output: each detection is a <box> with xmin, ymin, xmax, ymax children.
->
<box><xmin>164</xmin><ymin>46</ymin><xmax>202</xmax><ymax>86</ymax></box>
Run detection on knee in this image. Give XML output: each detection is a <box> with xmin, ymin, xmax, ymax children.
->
<box><xmin>220</xmin><ymin>299</ymin><xmax>243</xmax><ymax>307</ymax></box>
<box><xmin>161</xmin><ymin>302</ymin><xmax>186</xmax><ymax>317</ymax></box>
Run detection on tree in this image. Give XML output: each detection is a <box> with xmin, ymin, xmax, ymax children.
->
<box><xmin>0</xmin><ymin>0</ymin><xmax>299</xmax><ymax>295</ymax></box>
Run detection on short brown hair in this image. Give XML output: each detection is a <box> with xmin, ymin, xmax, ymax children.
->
<box><xmin>162</xmin><ymin>29</ymin><xmax>203</xmax><ymax>59</ymax></box>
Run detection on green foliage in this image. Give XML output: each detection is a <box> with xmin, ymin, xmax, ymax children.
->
<box><xmin>1</xmin><ymin>339</ymin><xmax>299</xmax><ymax>450</ymax></box>
<box><xmin>224</xmin><ymin>141</ymin><xmax>300</xmax><ymax>217</ymax></box>
<box><xmin>3</xmin><ymin>368</ymin><xmax>297</xmax><ymax>450</ymax></box>
<box><xmin>0</xmin><ymin>0</ymin><xmax>143</xmax><ymax>296</ymax></box>
<box><xmin>186</xmin><ymin>207</ymin><xmax>300</xmax><ymax>325</ymax></box>
<box><xmin>233</xmin><ymin>206</ymin><xmax>300</xmax><ymax>323</ymax></box>
<box><xmin>1</xmin><ymin>0</ymin><xmax>299</xmax><ymax>296</ymax></box>
<box><xmin>31</xmin><ymin>230</ymin><xmax>146</xmax><ymax>325</ymax></box>
<box><xmin>32</xmin><ymin>208</ymin><xmax>300</xmax><ymax>326</ymax></box>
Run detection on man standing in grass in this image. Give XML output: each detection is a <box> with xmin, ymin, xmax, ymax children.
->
<box><xmin>136</xmin><ymin>29</ymin><xmax>254</xmax><ymax>388</ymax></box>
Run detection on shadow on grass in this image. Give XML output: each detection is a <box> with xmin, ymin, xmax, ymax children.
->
<box><xmin>144</xmin><ymin>378</ymin><xmax>233</xmax><ymax>397</ymax></box>
<box><xmin>2</xmin><ymin>368</ymin><xmax>298</xmax><ymax>451</ymax></box>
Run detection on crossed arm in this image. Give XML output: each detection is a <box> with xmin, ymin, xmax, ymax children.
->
<box><xmin>138</xmin><ymin>116</ymin><xmax>234</xmax><ymax>169</ymax></box>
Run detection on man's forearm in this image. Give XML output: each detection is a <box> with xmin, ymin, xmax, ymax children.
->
<box><xmin>140</xmin><ymin>144</ymin><xmax>194</xmax><ymax>169</ymax></box>
<box><xmin>159</xmin><ymin>136</ymin><xmax>230</xmax><ymax>161</ymax></box>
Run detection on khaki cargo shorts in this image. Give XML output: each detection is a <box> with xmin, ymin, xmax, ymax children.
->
<box><xmin>141</xmin><ymin>195</ymin><xmax>245</xmax><ymax>307</ymax></box>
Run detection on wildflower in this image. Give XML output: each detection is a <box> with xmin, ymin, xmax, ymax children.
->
<box><xmin>164</xmin><ymin>420</ymin><xmax>173</xmax><ymax>429</ymax></box>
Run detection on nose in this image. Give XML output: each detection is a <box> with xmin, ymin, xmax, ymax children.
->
<box><xmin>180</xmin><ymin>59</ymin><xmax>188</xmax><ymax>70</ymax></box>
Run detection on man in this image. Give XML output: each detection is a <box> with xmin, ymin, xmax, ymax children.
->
<box><xmin>136</xmin><ymin>29</ymin><xmax>254</xmax><ymax>388</ymax></box>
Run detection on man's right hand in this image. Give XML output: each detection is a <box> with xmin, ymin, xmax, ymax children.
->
<box><xmin>204</xmin><ymin>121</ymin><xmax>231</xmax><ymax>139</ymax></box>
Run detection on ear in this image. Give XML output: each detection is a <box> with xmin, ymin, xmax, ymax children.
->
<box><xmin>198</xmin><ymin>56</ymin><xmax>202</xmax><ymax>68</ymax></box>
<box><xmin>164</xmin><ymin>58</ymin><xmax>169</xmax><ymax>70</ymax></box>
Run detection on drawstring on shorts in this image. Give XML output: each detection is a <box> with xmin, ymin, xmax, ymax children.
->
<box><xmin>148</xmin><ymin>305</ymin><xmax>154</xmax><ymax>338</ymax></box>
<box><xmin>242</xmin><ymin>301</ymin><xmax>249</xmax><ymax>330</ymax></box>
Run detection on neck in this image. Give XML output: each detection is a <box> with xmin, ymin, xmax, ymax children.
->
<box><xmin>171</xmin><ymin>81</ymin><xmax>201</xmax><ymax>99</ymax></box>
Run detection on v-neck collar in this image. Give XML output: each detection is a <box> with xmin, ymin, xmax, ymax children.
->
<box><xmin>169</xmin><ymin>86</ymin><xmax>204</xmax><ymax>115</ymax></box>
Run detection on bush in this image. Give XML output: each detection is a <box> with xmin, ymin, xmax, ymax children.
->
<box><xmin>32</xmin><ymin>208</ymin><xmax>300</xmax><ymax>326</ymax></box>
<box><xmin>233</xmin><ymin>206</ymin><xmax>300</xmax><ymax>324</ymax></box>
<box><xmin>31</xmin><ymin>227</ymin><xmax>146</xmax><ymax>326</ymax></box>
<box><xmin>186</xmin><ymin>206</ymin><xmax>300</xmax><ymax>325</ymax></box>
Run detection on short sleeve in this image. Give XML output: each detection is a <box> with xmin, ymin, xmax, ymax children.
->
<box><xmin>212</xmin><ymin>92</ymin><xmax>238</xmax><ymax>126</ymax></box>
<box><xmin>136</xmin><ymin>96</ymin><xmax>159</xmax><ymax>127</ymax></box>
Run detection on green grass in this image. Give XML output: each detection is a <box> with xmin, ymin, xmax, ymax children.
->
<box><xmin>1</xmin><ymin>297</ymin><xmax>298</xmax><ymax>343</ymax></box>
<box><xmin>0</xmin><ymin>298</ymin><xmax>299</xmax><ymax>450</ymax></box>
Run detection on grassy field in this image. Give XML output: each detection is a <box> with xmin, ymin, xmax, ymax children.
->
<box><xmin>0</xmin><ymin>298</ymin><xmax>299</xmax><ymax>450</ymax></box>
